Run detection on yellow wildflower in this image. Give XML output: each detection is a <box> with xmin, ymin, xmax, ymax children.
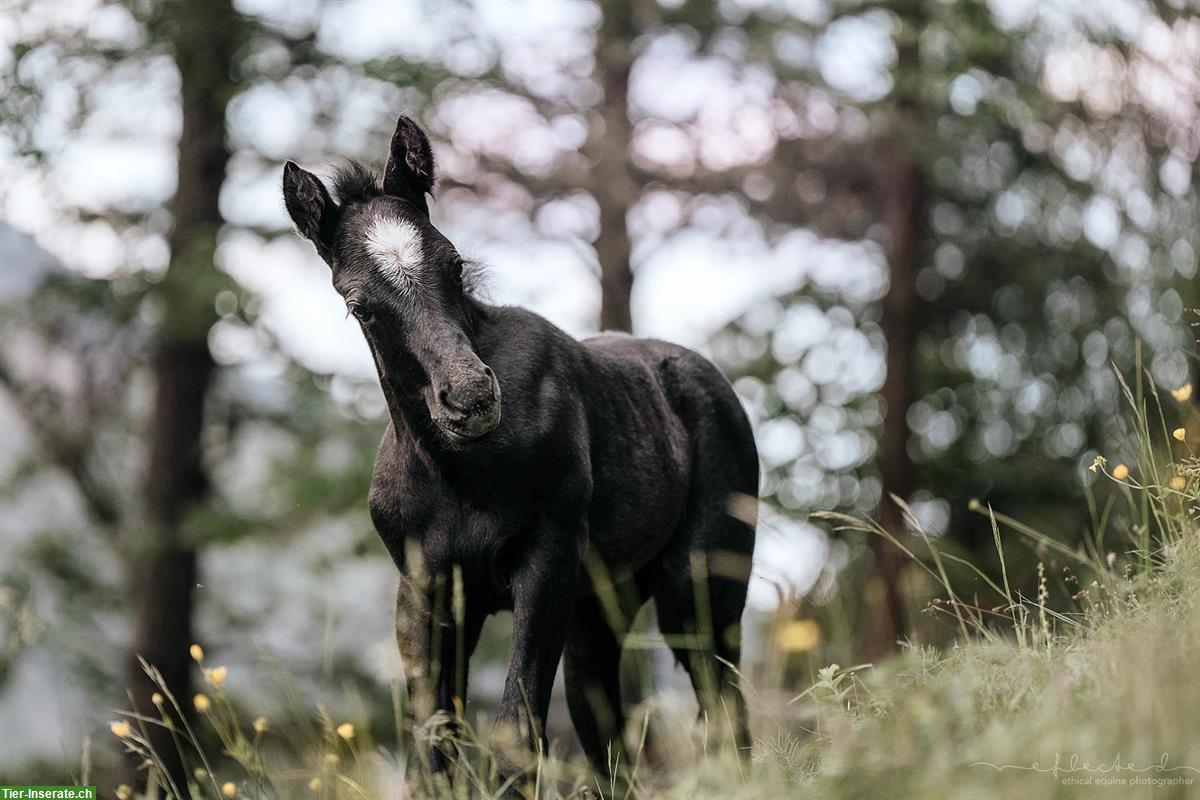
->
<box><xmin>1112</xmin><ymin>464</ymin><xmax>1130</xmax><ymax>481</ymax></box>
<box><xmin>253</xmin><ymin>716</ymin><xmax>269</xmax><ymax>734</ymax></box>
<box><xmin>336</xmin><ymin>722</ymin><xmax>356</xmax><ymax>741</ymax></box>
<box><xmin>324</xmin><ymin>752</ymin><xmax>340</xmax><ymax>765</ymax></box>
<box><xmin>189</xmin><ymin>643</ymin><xmax>205</xmax><ymax>662</ymax></box>
<box><xmin>109</xmin><ymin>720</ymin><xmax>132</xmax><ymax>738</ymax></box>
<box><xmin>775</xmin><ymin>619</ymin><xmax>821</xmax><ymax>653</ymax></box>
<box><xmin>151</xmin><ymin>692</ymin><xmax>164</xmax><ymax>707</ymax></box>
<box><xmin>1170</xmin><ymin>476</ymin><xmax>1187</xmax><ymax>490</ymax></box>
<box><xmin>194</xmin><ymin>693</ymin><xmax>211</xmax><ymax>713</ymax></box>
<box><xmin>222</xmin><ymin>783</ymin><xmax>237</xmax><ymax>798</ymax></box>
<box><xmin>206</xmin><ymin>666</ymin><xmax>228</xmax><ymax>687</ymax></box>
<box><xmin>1172</xmin><ymin>383</ymin><xmax>1193</xmax><ymax>401</ymax></box>
<box><xmin>309</xmin><ymin>778</ymin><xmax>322</xmax><ymax>792</ymax></box>
<box><xmin>1174</xmin><ymin>427</ymin><xmax>1187</xmax><ymax>442</ymax></box>
<box><xmin>193</xmin><ymin>769</ymin><xmax>208</xmax><ymax>781</ymax></box>
<box><xmin>1089</xmin><ymin>455</ymin><xmax>1107</xmax><ymax>473</ymax></box>
<box><xmin>116</xmin><ymin>786</ymin><xmax>131</xmax><ymax>800</ymax></box>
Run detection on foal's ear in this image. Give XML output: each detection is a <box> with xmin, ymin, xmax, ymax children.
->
<box><xmin>282</xmin><ymin>161</ymin><xmax>339</xmax><ymax>260</ymax></box>
<box><xmin>383</xmin><ymin>114</ymin><xmax>436</xmax><ymax>215</ymax></box>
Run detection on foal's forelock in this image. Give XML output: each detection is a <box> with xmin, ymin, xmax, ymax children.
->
<box><xmin>364</xmin><ymin>217</ymin><xmax>426</xmax><ymax>296</ymax></box>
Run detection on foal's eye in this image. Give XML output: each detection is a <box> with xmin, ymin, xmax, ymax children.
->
<box><xmin>453</xmin><ymin>259</ymin><xmax>464</xmax><ymax>284</ymax></box>
<box><xmin>350</xmin><ymin>303</ymin><xmax>375</xmax><ymax>325</ymax></box>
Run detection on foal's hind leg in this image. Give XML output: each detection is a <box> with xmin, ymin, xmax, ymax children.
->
<box><xmin>564</xmin><ymin>557</ymin><xmax>650</xmax><ymax>778</ymax></box>
<box><xmin>564</xmin><ymin>594</ymin><xmax>629</xmax><ymax>776</ymax></box>
<box><xmin>653</xmin><ymin>536</ymin><xmax>754</xmax><ymax>757</ymax></box>
<box><xmin>653</xmin><ymin>348</ymin><xmax>757</xmax><ymax>755</ymax></box>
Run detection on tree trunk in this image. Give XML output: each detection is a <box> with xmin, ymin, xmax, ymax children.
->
<box><xmin>590</xmin><ymin>0</ymin><xmax>637</xmax><ymax>333</ymax></box>
<box><xmin>868</xmin><ymin>152</ymin><xmax>924</xmax><ymax>660</ymax></box>
<box><xmin>124</xmin><ymin>0</ymin><xmax>238</xmax><ymax>789</ymax></box>
<box><xmin>865</xmin><ymin>5</ymin><xmax>925</xmax><ymax>661</ymax></box>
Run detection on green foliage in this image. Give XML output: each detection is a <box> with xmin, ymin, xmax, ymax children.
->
<box><xmin>715</xmin><ymin>0</ymin><xmax>1200</xmax><ymax>619</ymax></box>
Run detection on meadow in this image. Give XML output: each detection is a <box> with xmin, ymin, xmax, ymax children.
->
<box><xmin>101</xmin><ymin>372</ymin><xmax>1200</xmax><ymax>800</ymax></box>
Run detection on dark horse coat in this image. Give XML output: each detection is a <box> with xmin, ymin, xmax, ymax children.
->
<box><xmin>283</xmin><ymin>114</ymin><xmax>758</xmax><ymax>777</ymax></box>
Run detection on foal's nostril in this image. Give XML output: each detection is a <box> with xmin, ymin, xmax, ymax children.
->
<box><xmin>435</xmin><ymin>370</ymin><xmax>501</xmax><ymax>439</ymax></box>
<box><xmin>439</xmin><ymin>376</ymin><xmax>498</xmax><ymax>417</ymax></box>
<box><xmin>483</xmin><ymin>365</ymin><xmax>494</xmax><ymax>379</ymax></box>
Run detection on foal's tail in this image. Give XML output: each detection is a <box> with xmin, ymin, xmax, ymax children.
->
<box><xmin>656</xmin><ymin>348</ymin><xmax>759</xmax><ymax>599</ymax></box>
<box><xmin>655</xmin><ymin>347</ymin><xmax>758</xmax><ymax>755</ymax></box>
<box><xmin>658</xmin><ymin>348</ymin><xmax>760</xmax><ymax>528</ymax></box>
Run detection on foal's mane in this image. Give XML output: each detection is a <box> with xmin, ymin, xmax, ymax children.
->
<box><xmin>331</xmin><ymin>160</ymin><xmax>382</xmax><ymax>205</ymax></box>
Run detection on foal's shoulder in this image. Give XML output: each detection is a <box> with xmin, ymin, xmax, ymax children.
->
<box><xmin>487</xmin><ymin>304</ymin><xmax>576</xmax><ymax>344</ymax></box>
<box><xmin>481</xmin><ymin>305</ymin><xmax>589</xmax><ymax>384</ymax></box>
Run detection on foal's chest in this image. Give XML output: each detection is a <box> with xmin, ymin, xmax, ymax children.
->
<box><xmin>370</xmin><ymin>460</ymin><xmax>519</xmax><ymax>570</ymax></box>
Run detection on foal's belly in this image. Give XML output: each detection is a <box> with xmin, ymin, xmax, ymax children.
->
<box><xmin>588</xmin><ymin>491</ymin><xmax>686</xmax><ymax>573</ymax></box>
<box><xmin>585</xmin><ymin>419</ymin><xmax>691</xmax><ymax>572</ymax></box>
<box><xmin>578</xmin><ymin>336</ymin><xmax>695</xmax><ymax>573</ymax></box>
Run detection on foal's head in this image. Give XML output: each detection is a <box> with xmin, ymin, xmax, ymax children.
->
<box><xmin>282</xmin><ymin>115</ymin><xmax>501</xmax><ymax>443</ymax></box>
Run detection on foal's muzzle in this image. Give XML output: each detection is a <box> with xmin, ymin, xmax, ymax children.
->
<box><xmin>433</xmin><ymin>366</ymin><xmax>501</xmax><ymax>442</ymax></box>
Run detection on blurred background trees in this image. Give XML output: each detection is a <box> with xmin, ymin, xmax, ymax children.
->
<box><xmin>1</xmin><ymin>0</ymin><xmax>1197</xmax><ymax>790</ymax></box>
<box><xmin>714</xmin><ymin>0</ymin><xmax>1200</xmax><ymax>663</ymax></box>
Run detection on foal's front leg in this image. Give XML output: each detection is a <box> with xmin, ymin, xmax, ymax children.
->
<box><xmin>396</xmin><ymin>554</ymin><xmax>486</xmax><ymax>772</ymax></box>
<box><xmin>493</xmin><ymin>526</ymin><xmax>582</xmax><ymax>769</ymax></box>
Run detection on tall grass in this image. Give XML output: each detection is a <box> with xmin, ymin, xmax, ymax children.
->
<box><xmin>105</xmin><ymin>366</ymin><xmax>1200</xmax><ymax>798</ymax></box>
